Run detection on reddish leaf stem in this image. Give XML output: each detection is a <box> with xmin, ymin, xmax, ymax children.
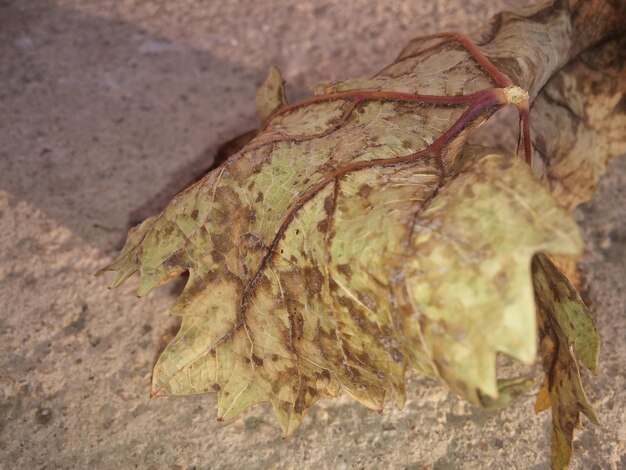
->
<box><xmin>257</xmin><ymin>31</ymin><xmax>529</xmax><ymax>164</ymax></box>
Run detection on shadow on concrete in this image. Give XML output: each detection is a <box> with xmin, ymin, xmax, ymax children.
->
<box><xmin>0</xmin><ymin>0</ymin><xmax>309</xmax><ymax>254</ymax></box>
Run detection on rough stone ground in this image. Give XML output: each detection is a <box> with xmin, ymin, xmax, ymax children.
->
<box><xmin>0</xmin><ymin>0</ymin><xmax>624</xmax><ymax>468</ymax></box>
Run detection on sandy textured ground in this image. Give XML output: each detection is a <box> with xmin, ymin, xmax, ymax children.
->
<box><xmin>1</xmin><ymin>0</ymin><xmax>624</xmax><ymax>468</ymax></box>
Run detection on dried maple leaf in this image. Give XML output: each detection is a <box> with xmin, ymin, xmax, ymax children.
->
<box><xmin>100</xmin><ymin>0</ymin><xmax>625</xmax><ymax>467</ymax></box>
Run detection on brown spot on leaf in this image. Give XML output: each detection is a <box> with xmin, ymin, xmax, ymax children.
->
<box><xmin>323</xmin><ymin>194</ymin><xmax>335</xmax><ymax>216</ymax></box>
<box><xmin>162</xmin><ymin>249</ymin><xmax>187</xmax><ymax>269</ymax></box>
<box><xmin>401</xmin><ymin>139</ymin><xmax>413</xmax><ymax>150</ymax></box>
<box><xmin>356</xmin><ymin>291</ymin><xmax>377</xmax><ymax>311</ymax></box>
<box><xmin>552</xmin><ymin>284</ymin><xmax>564</xmax><ymax>303</ymax></box>
<box><xmin>211</xmin><ymin>250</ymin><xmax>225</xmax><ymax>263</ymax></box>
<box><xmin>284</xmin><ymin>291</ymin><xmax>305</xmax><ymax>315</ymax></box>
<box><xmin>390</xmin><ymin>348</ymin><xmax>404</xmax><ymax>363</ymax></box>
<box><xmin>214</xmin><ymin>186</ymin><xmax>242</xmax><ymax>214</ymax></box>
<box><xmin>357</xmin><ymin>184</ymin><xmax>373</xmax><ymax>198</ymax></box>
<box><xmin>211</xmin><ymin>233</ymin><xmax>233</xmax><ymax>253</ymax></box>
<box><xmin>348</xmin><ymin>306</ymin><xmax>370</xmax><ymax>330</ymax></box>
<box><xmin>288</xmin><ymin>310</ymin><xmax>305</xmax><ymax>348</ymax></box>
<box><xmin>303</xmin><ymin>266</ymin><xmax>324</xmax><ymax>297</ymax></box>
<box><xmin>213</xmin><ymin>209</ymin><xmax>229</xmax><ymax>225</ymax></box>
<box><xmin>294</xmin><ymin>387</ymin><xmax>317</xmax><ymax>414</ymax></box>
<box><xmin>246</xmin><ymin>208</ymin><xmax>256</xmax><ymax>223</ymax></box>
<box><xmin>239</xmin><ymin>232</ymin><xmax>264</xmax><ymax>251</ymax></box>
<box><xmin>337</xmin><ymin>263</ymin><xmax>353</xmax><ymax>278</ymax></box>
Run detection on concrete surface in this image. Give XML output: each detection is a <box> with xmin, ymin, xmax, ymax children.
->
<box><xmin>0</xmin><ymin>0</ymin><xmax>624</xmax><ymax>468</ymax></box>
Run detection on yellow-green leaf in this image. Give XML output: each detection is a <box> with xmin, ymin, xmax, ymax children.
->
<box><xmin>532</xmin><ymin>254</ymin><xmax>600</xmax><ymax>470</ymax></box>
<box><xmin>255</xmin><ymin>65</ymin><xmax>286</xmax><ymax>123</ymax></box>
<box><xmin>100</xmin><ymin>143</ymin><xmax>581</xmax><ymax>438</ymax></box>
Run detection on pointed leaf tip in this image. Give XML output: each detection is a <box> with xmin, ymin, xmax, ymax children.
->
<box><xmin>533</xmin><ymin>254</ymin><xmax>601</xmax><ymax>469</ymax></box>
<box><xmin>256</xmin><ymin>65</ymin><xmax>286</xmax><ymax>122</ymax></box>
